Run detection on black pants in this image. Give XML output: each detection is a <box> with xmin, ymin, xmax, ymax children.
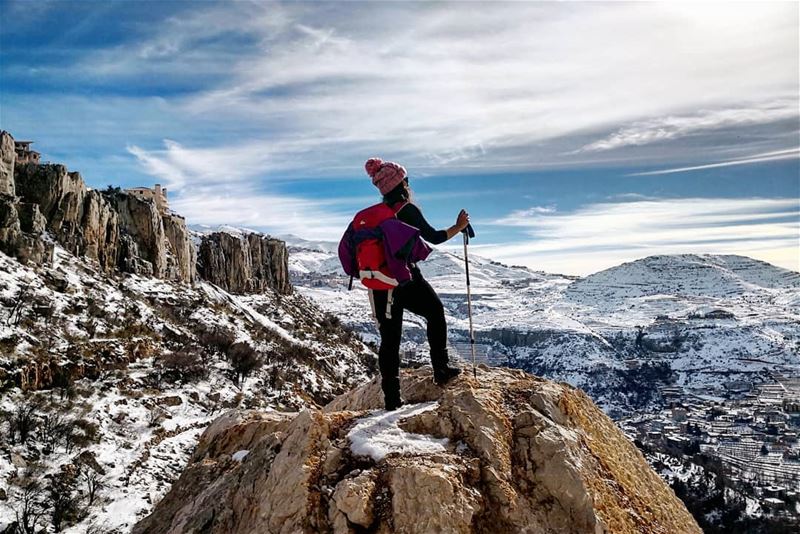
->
<box><xmin>371</xmin><ymin>270</ymin><xmax>450</xmax><ymax>384</ymax></box>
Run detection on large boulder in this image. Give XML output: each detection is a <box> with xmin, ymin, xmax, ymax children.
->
<box><xmin>198</xmin><ymin>231</ymin><xmax>292</xmax><ymax>295</ymax></box>
<box><xmin>134</xmin><ymin>367</ymin><xmax>701</xmax><ymax>534</ymax></box>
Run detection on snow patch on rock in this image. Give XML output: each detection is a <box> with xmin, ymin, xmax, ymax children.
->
<box><xmin>347</xmin><ymin>402</ymin><xmax>448</xmax><ymax>461</ymax></box>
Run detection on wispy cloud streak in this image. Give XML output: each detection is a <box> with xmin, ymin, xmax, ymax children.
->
<box><xmin>577</xmin><ymin>102</ymin><xmax>798</xmax><ymax>153</ymax></box>
<box><xmin>627</xmin><ymin>148</ymin><xmax>800</xmax><ymax>176</ymax></box>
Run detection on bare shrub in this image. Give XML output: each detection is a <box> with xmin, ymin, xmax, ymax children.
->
<box><xmin>48</xmin><ymin>467</ymin><xmax>83</xmax><ymax>532</ymax></box>
<box><xmin>226</xmin><ymin>342</ymin><xmax>264</xmax><ymax>388</ymax></box>
<box><xmin>155</xmin><ymin>347</ymin><xmax>208</xmax><ymax>384</ymax></box>
<box><xmin>7</xmin><ymin>400</ymin><xmax>40</xmax><ymax>446</ymax></box>
<box><xmin>6</xmin><ymin>284</ymin><xmax>30</xmax><ymax>327</ymax></box>
<box><xmin>51</xmin><ymin>367</ymin><xmax>76</xmax><ymax>400</ymax></box>
<box><xmin>199</xmin><ymin>326</ymin><xmax>236</xmax><ymax>354</ymax></box>
<box><xmin>8</xmin><ymin>468</ymin><xmax>47</xmax><ymax>534</ymax></box>
<box><xmin>282</xmin><ymin>342</ymin><xmax>316</xmax><ymax>365</ymax></box>
<box><xmin>81</xmin><ymin>468</ymin><xmax>104</xmax><ymax>506</ymax></box>
<box><xmin>70</xmin><ymin>418</ymin><xmax>100</xmax><ymax>450</ymax></box>
<box><xmin>36</xmin><ymin>412</ymin><xmax>66</xmax><ymax>455</ymax></box>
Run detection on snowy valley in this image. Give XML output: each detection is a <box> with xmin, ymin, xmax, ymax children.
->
<box><xmin>287</xmin><ymin>236</ymin><xmax>800</xmax><ymax>417</ymax></box>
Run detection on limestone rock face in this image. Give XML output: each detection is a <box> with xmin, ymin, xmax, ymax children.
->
<box><xmin>14</xmin><ymin>164</ymin><xmax>119</xmax><ymax>271</ymax></box>
<box><xmin>7</xmin><ymin>159</ymin><xmax>195</xmax><ymax>282</ymax></box>
<box><xmin>134</xmin><ymin>367</ymin><xmax>701</xmax><ymax>534</ymax></box>
<box><xmin>198</xmin><ymin>231</ymin><xmax>292</xmax><ymax>295</ymax></box>
<box><xmin>0</xmin><ymin>196</ymin><xmax>22</xmax><ymax>256</ymax></box>
<box><xmin>112</xmin><ymin>193</ymin><xmax>167</xmax><ymax>277</ymax></box>
<box><xmin>113</xmin><ymin>193</ymin><xmax>196</xmax><ymax>283</ymax></box>
<box><xmin>81</xmin><ymin>190</ymin><xmax>119</xmax><ymax>272</ymax></box>
<box><xmin>0</xmin><ymin>190</ymin><xmax>52</xmax><ymax>264</ymax></box>
<box><xmin>163</xmin><ymin>213</ymin><xmax>197</xmax><ymax>283</ymax></box>
<box><xmin>0</xmin><ymin>130</ymin><xmax>15</xmax><ymax>196</ymax></box>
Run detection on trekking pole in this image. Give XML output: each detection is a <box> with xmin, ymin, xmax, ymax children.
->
<box><xmin>462</xmin><ymin>224</ymin><xmax>477</xmax><ymax>379</ymax></box>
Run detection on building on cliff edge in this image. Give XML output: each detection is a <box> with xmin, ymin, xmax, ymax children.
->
<box><xmin>14</xmin><ymin>140</ymin><xmax>41</xmax><ymax>164</ymax></box>
<box><xmin>125</xmin><ymin>183</ymin><xmax>170</xmax><ymax>214</ymax></box>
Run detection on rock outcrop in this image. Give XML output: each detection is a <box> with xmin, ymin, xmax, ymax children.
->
<box><xmin>5</xmin><ymin>143</ymin><xmax>195</xmax><ymax>282</ymax></box>
<box><xmin>163</xmin><ymin>213</ymin><xmax>197</xmax><ymax>283</ymax></box>
<box><xmin>0</xmin><ymin>132</ymin><xmax>292</xmax><ymax>292</ymax></box>
<box><xmin>0</xmin><ymin>133</ymin><xmax>53</xmax><ymax>264</ymax></box>
<box><xmin>13</xmin><ymin>163</ymin><xmax>122</xmax><ymax>273</ymax></box>
<box><xmin>1</xmin><ymin>130</ymin><xmax>15</xmax><ymax>196</ymax></box>
<box><xmin>134</xmin><ymin>367</ymin><xmax>701</xmax><ymax>534</ymax></box>
<box><xmin>109</xmin><ymin>193</ymin><xmax>195</xmax><ymax>282</ymax></box>
<box><xmin>198</xmin><ymin>231</ymin><xmax>292</xmax><ymax>295</ymax></box>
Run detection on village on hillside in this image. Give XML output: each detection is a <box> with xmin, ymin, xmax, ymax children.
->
<box><xmin>622</xmin><ymin>372</ymin><xmax>800</xmax><ymax>520</ymax></box>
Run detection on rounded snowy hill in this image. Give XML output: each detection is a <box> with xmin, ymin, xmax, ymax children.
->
<box><xmin>561</xmin><ymin>254</ymin><xmax>800</xmax><ymax>328</ymax></box>
<box><xmin>566</xmin><ymin>254</ymin><xmax>800</xmax><ymax>301</ymax></box>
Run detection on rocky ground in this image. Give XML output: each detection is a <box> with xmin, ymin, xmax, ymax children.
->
<box><xmin>134</xmin><ymin>366</ymin><xmax>701</xmax><ymax>534</ymax></box>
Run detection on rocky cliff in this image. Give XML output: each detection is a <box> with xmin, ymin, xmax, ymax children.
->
<box><xmin>133</xmin><ymin>367</ymin><xmax>701</xmax><ymax>534</ymax></box>
<box><xmin>0</xmin><ymin>132</ymin><xmax>52</xmax><ymax>264</ymax></box>
<box><xmin>0</xmin><ymin>131</ymin><xmax>199</xmax><ymax>283</ymax></box>
<box><xmin>0</xmin><ymin>131</ymin><xmax>301</xmax><ymax>293</ymax></box>
<box><xmin>110</xmin><ymin>191</ymin><xmax>196</xmax><ymax>281</ymax></box>
<box><xmin>0</xmin><ymin>131</ymin><xmax>15</xmax><ymax>196</ymax></box>
<box><xmin>14</xmin><ymin>163</ymin><xmax>119</xmax><ymax>271</ymax></box>
<box><xmin>198</xmin><ymin>231</ymin><xmax>292</xmax><ymax>295</ymax></box>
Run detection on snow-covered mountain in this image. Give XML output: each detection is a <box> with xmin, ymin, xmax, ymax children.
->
<box><xmin>284</xmin><ymin>235</ymin><xmax>800</xmax><ymax>416</ymax></box>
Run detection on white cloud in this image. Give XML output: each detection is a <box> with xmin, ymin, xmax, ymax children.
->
<box><xmin>577</xmin><ymin>103</ymin><xmax>799</xmax><ymax>153</ymax></box>
<box><xmin>127</xmin><ymin>138</ymin><xmax>353</xmax><ymax>240</ymax></box>
<box><xmin>165</xmin><ymin>1</ymin><xmax>799</xmax><ymax>173</ymax></box>
<box><xmin>170</xmin><ymin>190</ymin><xmax>350</xmax><ymax>241</ymax></box>
<box><xmin>627</xmin><ymin>148</ymin><xmax>800</xmax><ymax>176</ymax></box>
<box><xmin>480</xmin><ymin>197</ymin><xmax>800</xmax><ymax>275</ymax></box>
<box><xmin>9</xmin><ymin>1</ymin><xmax>798</xmax><ymax>177</ymax></box>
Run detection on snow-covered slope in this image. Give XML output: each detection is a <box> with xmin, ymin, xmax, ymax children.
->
<box><xmin>284</xmin><ymin>237</ymin><xmax>800</xmax><ymax>416</ymax></box>
<box><xmin>0</xmin><ymin>246</ymin><xmax>372</xmax><ymax>533</ymax></box>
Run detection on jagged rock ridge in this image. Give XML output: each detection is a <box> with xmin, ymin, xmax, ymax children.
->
<box><xmin>198</xmin><ymin>230</ymin><xmax>292</xmax><ymax>295</ymax></box>
<box><xmin>134</xmin><ymin>367</ymin><xmax>701</xmax><ymax>534</ymax></box>
<box><xmin>0</xmin><ymin>131</ymin><xmax>291</xmax><ymax>294</ymax></box>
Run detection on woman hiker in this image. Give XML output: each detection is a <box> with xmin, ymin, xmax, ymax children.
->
<box><xmin>362</xmin><ymin>157</ymin><xmax>470</xmax><ymax>410</ymax></box>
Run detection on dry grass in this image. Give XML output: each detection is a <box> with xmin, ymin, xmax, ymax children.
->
<box><xmin>559</xmin><ymin>388</ymin><xmax>702</xmax><ymax>534</ymax></box>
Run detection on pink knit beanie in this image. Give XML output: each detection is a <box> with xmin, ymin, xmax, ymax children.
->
<box><xmin>365</xmin><ymin>157</ymin><xmax>407</xmax><ymax>195</ymax></box>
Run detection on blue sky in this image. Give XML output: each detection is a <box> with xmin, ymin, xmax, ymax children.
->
<box><xmin>1</xmin><ymin>0</ymin><xmax>797</xmax><ymax>275</ymax></box>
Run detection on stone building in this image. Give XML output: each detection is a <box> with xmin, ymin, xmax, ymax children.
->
<box><xmin>14</xmin><ymin>140</ymin><xmax>41</xmax><ymax>164</ymax></box>
<box><xmin>125</xmin><ymin>183</ymin><xmax>169</xmax><ymax>214</ymax></box>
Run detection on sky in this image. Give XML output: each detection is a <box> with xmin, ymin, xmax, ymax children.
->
<box><xmin>0</xmin><ymin>0</ymin><xmax>798</xmax><ymax>275</ymax></box>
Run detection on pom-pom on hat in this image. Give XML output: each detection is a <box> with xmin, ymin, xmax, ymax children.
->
<box><xmin>365</xmin><ymin>157</ymin><xmax>407</xmax><ymax>195</ymax></box>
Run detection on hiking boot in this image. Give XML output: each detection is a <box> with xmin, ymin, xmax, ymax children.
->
<box><xmin>382</xmin><ymin>377</ymin><xmax>404</xmax><ymax>411</ymax></box>
<box><xmin>433</xmin><ymin>366</ymin><xmax>461</xmax><ymax>386</ymax></box>
<box><xmin>385</xmin><ymin>396</ymin><xmax>405</xmax><ymax>411</ymax></box>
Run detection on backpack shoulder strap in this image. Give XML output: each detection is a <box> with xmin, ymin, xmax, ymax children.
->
<box><xmin>391</xmin><ymin>201</ymin><xmax>409</xmax><ymax>215</ymax></box>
